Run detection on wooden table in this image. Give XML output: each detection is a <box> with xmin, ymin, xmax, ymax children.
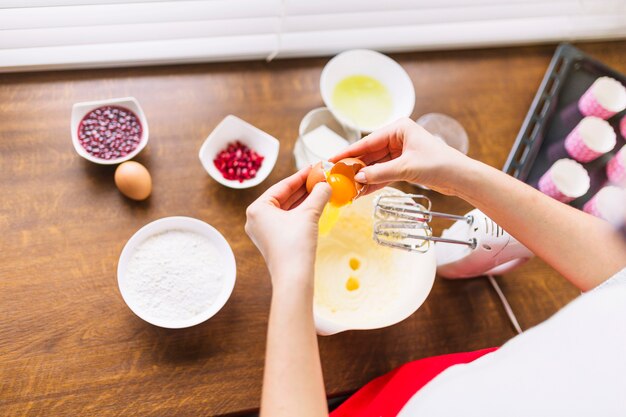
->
<box><xmin>2</xmin><ymin>41</ymin><xmax>623</xmax><ymax>416</ymax></box>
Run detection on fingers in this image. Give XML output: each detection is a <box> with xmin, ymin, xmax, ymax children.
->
<box><xmin>286</xmin><ymin>190</ymin><xmax>309</xmax><ymax>210</ymax></box>
<box><xmin>329</xmin><ymin>133</ymin><xmax>390</xmax><ymax>163</ymax></box>
<box><xmin>354</xmin><ymin>157</ymin><xmax>406</xmax><ymax>185</ymax></box>
<box><xmin>259</xmin><ymin>166</ymin><xmax>311</xmax><ymax>207</ymax></box>
<box><xmin>329</xmin><ymin>118</ymin><xmax>411</xmax><ymax>163</ymax></box>
<box><xmin>297</xmin><ymin>182</ymin><xmax>331</xmax><ymax>216</ymax></box>
<box><xmin>358</xmin><ymin>183</ymin><xmax>388</xmax><ymax>196</ymax></box>
<box><xmin>359</xmin><ymin>147</ymin><xmax>391</xmax><ymax>165</ymax></box>
<box><xmin>282</xmin><ymin>186</ymin><xmax>308</xmax><ymax>210</ymax></box>
<box><xmin>363</xmin><ymin>153</ymin><xmax>393</xmax><ymax>166</ymax></box>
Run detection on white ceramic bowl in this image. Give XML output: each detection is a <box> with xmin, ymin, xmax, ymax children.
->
<box><xmin>298</xmin><ymin>107</ymin><xmax>361</xmax><ymax>142</ymax></box>
<box><xmin>199</xmin><ymin>115</ymin><xmax>280</xmax><ymax>189</ymax></box>
<box><xmin>117</xmin><ymin>216</ymin><xmax>236</xmax><ymax>329</ymax></box>
<box><xmin>70</xmin><ymin>96</ymin><xmax>149</xmax><ymax>165</ymax></box>
<box><xmin>293</xmin><ymin>107</ymin><xmax>362</xmax><ymax>169</ymax></box>
<box><xmin>320</xmin><ymin>49</ymin><xmax>415</xmax><ymax>133</ymax></box>
<box><xmin>313</xmin><ymin>187</ymin><xmax>436</xmax><ymax>335</ymax></box>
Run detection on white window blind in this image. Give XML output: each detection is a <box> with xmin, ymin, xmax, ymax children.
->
<box><xmin>0</xmin><ymin>0</ymin><xmax>625</xmax><ymax>72</ymax></box>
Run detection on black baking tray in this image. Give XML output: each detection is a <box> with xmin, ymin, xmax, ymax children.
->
<box><xmin>503</xmin><ymin>43</ymin><xmax>626</xmax><ymax>208</ymax></box>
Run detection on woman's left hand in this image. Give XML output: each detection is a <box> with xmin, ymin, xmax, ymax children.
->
<box><xmin>245</xmin><ymin>167</ymin><xmax>331</xmax><ymax>287</ymax></box>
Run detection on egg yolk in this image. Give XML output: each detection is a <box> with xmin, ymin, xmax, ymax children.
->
<box><xmin>317</xmin><ymin>168</ymin><xmax>360</xmax><ymax>236</ymax></box>
<box><xmin>349</xmin><ymin>257</ymin><xmax>360</xmax><ymax>271</ymax></box>
<box><xmin>319</xmin><ymin>203</ymin><xmax>341</xmax><ymax>237</ymax></box>
<box><xmin>346</xmin><ymin>276</ymin><xmax>360</xmax><ymax>291</ymax></box>
<box><xmin>327</xmin><ymin>173</ymin><xmax>357</xmax><ymax>207</ymax></box>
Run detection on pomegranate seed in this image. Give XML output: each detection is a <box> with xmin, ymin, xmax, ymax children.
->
<box><xmin>213</xmin><ymin>141</ymin><xmax>264</xmax><ymax>183</ymax></box>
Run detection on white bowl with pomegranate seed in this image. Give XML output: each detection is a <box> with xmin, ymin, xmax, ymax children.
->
<box><xmin>71</xmin><ymin>97</ymin><xmax>149</xmax><ymax>165</ymax></box>
<box><xmin>199</xmin><ymin>115</ymin><xmax>280</xmax><ymax>189</ymax></box>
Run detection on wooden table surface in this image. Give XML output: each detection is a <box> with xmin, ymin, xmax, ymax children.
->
<box><xmin>2</xmin><ymin>41</ymin><xmax>624</xmax><ymax>416</ymax></box>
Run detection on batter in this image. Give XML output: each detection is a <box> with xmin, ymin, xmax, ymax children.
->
<box><xmin>313</xmin><ymin>189</ymin><xmax>437</xmax><ymax>330</ymax></box>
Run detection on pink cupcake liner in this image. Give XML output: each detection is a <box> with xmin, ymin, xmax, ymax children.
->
<box><xmin>578</xmin><ymin>88</ymin><xmax>616</xmax><ymax>119</ymax></box>
<box><xmin>620</xmin><ymin>114</ymin><xmax>626</xmax><ymax>139</ymax></box>
<box><xmin>583</xmin><ymin>186</ymin><xmax>626</xmax><ymax>225</ymax></box>
<box><xmin>538</xmin><ymin>159</ymin><xmax>590</xmax><ymax>203</ymax></box>
<box><xmin>564</xmin><ymin>128</ymin><xmax>602</xmax><ymax>163</ymax></box>
<box><xmin>564</xmin><ymin>117</ymin><xmax>615</xmax><ymax>163</ymax></box>
<box><xmin>578</xmin><ymin>77</ymin><xmax>626</xmax><ymax>120</ymax></box>
<box><xmin>607</xmin><ymin>146</ymin><xmax>626</xmax><ymax>185</ymax></box>
<box><xmin>538</xmin><ymin>171</ymin><xmax>570</xmax><ymax>202</ymax></box>
<box><xmin>583</xmin><ymin>196</ymin><xmax>601</xmax><ymax>217</ymax></box>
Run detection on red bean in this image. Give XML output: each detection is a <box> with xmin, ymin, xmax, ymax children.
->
<box><xmin>77</xmin><ymin>105</ymin><xmax>142</xmax><ymax>160</ymax></box>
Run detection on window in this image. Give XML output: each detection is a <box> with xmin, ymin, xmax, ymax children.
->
<box><xmin>1</xmin><ymin>0</ymin><xmax>625</xmax><ymax>72</ymax></box>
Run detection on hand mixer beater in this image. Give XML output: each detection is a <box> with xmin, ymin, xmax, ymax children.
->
<box><xmin>373</xmin><ymin>193</ymin><xmax>533</xmax><ymax>334</ymax></box>
<box><xmin>373</xmin><ymin>194</ymin><xmax>533</xmax><ymax>279</ymax></box>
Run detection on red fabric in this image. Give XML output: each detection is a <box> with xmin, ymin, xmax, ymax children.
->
<box><xmin>330</xmin><ymin>347</ymin><xmax>498</xmax><ymax>417</ymax></box>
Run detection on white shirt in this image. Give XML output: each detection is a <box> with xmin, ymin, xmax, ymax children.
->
<box><xmin>399</xmin><ymin>268</ymin><xmax>626</xmax><ymax>417</ymax></box>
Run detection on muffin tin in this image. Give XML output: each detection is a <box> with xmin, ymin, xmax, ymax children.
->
<box><xmin>504</xmin><ymin>43</ymin><xmax>626</xmax><ymax>208</ymax></box>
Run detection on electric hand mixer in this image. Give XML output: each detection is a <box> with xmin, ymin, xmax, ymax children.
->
<box><xmin>372</xmin><ymin>194</ymin><xmax>534</xmax><ymax>279</ymax></box>
<box><xmin>373</xmin><ymin>193</ymin><xmax>533</xmax><ymax>333</ymax></box>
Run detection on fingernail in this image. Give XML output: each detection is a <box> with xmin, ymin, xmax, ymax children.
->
<box><xmin>354</xmin><ymin>172</ymin><xmax>366</xmax><ymax>183</ymax></box>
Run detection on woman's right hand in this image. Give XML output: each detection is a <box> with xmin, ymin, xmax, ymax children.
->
<box><xmin>330</xmin><ymin>118</ymin><xmax>473</xmax><ymax>196</ymax></box>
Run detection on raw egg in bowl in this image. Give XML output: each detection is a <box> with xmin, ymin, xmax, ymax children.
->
<box><xmin>313</xmin><ymin>187</ymin><xmax>436</xmax><ymax>335</ymax></box>
<box><xmin>320</xmin><ymin>49</ymin><xmax>415</xmax><ymax>133</ymax></box>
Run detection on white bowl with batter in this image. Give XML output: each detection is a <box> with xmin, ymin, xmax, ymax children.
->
<box><xmin>313</xmin><ymin>188</ymin><xmax>437</xmax><ymax>335</ymax></box>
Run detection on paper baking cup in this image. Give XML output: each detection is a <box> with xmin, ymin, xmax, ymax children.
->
<box><xmin>583</xmin><ymin>185</ymin><xmax>626</xmax><ymax>226</ymax></box>
<box><xmin>538</xmin><ymin>158</ymin><xmax>590</xmax><ymax>203</ymax></box>
<box><xmin>578</xmin><ymin>76</ymin><xmax>626</xmax><ymax>119</ymax></box>
<box><xmin>564</xmin><ymin>116</ymin><xmax>616</xmax><ymax>162</ymax></box>
<box><xmin>607</xmin><ymin>145</ymin><xmax>626</xmax><ymax>186</ymax></box>
<box><xmin>620</xmin><ymin>114</ymin><xmax>626</xmax><ymax>139</ymax></box>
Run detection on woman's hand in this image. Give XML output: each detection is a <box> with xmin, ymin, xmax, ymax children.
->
<box><xmin>335</xmin><ymin>121</ymin><xmax>625</xmax><ymax>291</ymax></box>
<box><xmin>331</xmin><ymin>117</ymin><xmax>473</xmax><ymax>196</ymax></box>
<box><xmin>245</xmin><ymin>167</ymin><xmax>331</xmax><ymax>286</ymax></box>
<box><xmin>248</xmin><ymin>168</ymin><xmax>331</xmax><ymax>417</ymax></box>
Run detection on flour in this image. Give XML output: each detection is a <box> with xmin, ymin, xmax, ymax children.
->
<box><xmin>123</xmin><ymin>229</ymin><xmax>225</xmax><ymax>321</ymax></box>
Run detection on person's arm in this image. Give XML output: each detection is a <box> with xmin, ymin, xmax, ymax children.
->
<box><xmin>332</xmin><ymin>118</ymin><xmax>626</xmax><ymax>291</ymax></box>
<box><xmin>454</xmin><ymin>159</ymin><xmax>626</xmax><ymax>291</ymax></box>
<box><xmin>245</xmin><ymin>168</ymin><xmax>331</xmax><ymax>417</ymax></box>
<box><xmin>262</xmin><ymin>270</ymin><xmax>327</xmax><ymax>417</ymax></box>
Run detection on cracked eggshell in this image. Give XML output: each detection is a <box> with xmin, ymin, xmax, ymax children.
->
<box><xmin>306</xmin><ymin>161</ymin><xmax>327</xmax><ymax>193</ymax></box>
<box><xmin>330</xmin><ymin>158</ymin><xmax>366</xmax><ymax>196</ymax></box>
<box><xmin>306</xmin><ymin>157</ymin><xmax>367</xmax><ymax>197</ymax></box>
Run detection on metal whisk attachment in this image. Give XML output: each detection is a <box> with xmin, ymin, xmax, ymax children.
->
<box><xmin>373</xmin><ymin>194</ymin><xmax>477</xmax><ymax>253</ymax></box>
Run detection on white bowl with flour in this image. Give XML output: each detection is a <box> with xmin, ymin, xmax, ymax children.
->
<box><xmin>117</xmin><ymin>216</ymin><xmax>236</xmax><ymax>329</ymax></box>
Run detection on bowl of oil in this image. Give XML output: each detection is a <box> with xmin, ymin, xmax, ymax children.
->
<box><xmin>320</xmin><ymin>49</ymin><xmax>415</xmax><ymax>133</ymax></box>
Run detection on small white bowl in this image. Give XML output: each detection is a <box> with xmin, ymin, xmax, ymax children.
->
<box><xmin>70</xmin><ymin>96</ymin><xmax>149</xmax><ymax>165</ymax></box>
<box><xmin>293</xmin><ymin>107</ymin><xmax>362</xmax><ymax>169</ymax></box>
<box><xmin>298</xmin><ymin>107</ymin><xmax>361</xmax><ymax>142</ymax></box>
<box><xmin>117</xmin><ymin>216</ymin><xmax>236</xmax><ymax>329</ymax></box>
<box><xmin>320</xmin><ymin>49</ymin><xmax>415</xmax><ymax>133</ymax></box>
<box><xmin>199</xmin><ymin>115</ymin><xmax>280</xmax><ymax>189</ymax></box>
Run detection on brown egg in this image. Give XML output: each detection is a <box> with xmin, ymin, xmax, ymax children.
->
<box><xmin>331</xmin><ymin>157</ymin><xmax>367</xmax><ymax>195</ymax></box>
<box><xmin>334</xmin><ymin>157</ymin><xmax>366</xmax><ymax>171</ymax></box>
<box><xmin>114</xmin><ymin>161</ymin><xmax>152</xmax><ymax>201</ymax></box>
<box><xmin>306</xmin><ymin>161</ymin><xmax>327</xmax><ymax>193</ymax></box>
<box><xmin>306</xmin><ymin>157</ymin><xmax>367</xmax><ymax>201</ymax></box>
